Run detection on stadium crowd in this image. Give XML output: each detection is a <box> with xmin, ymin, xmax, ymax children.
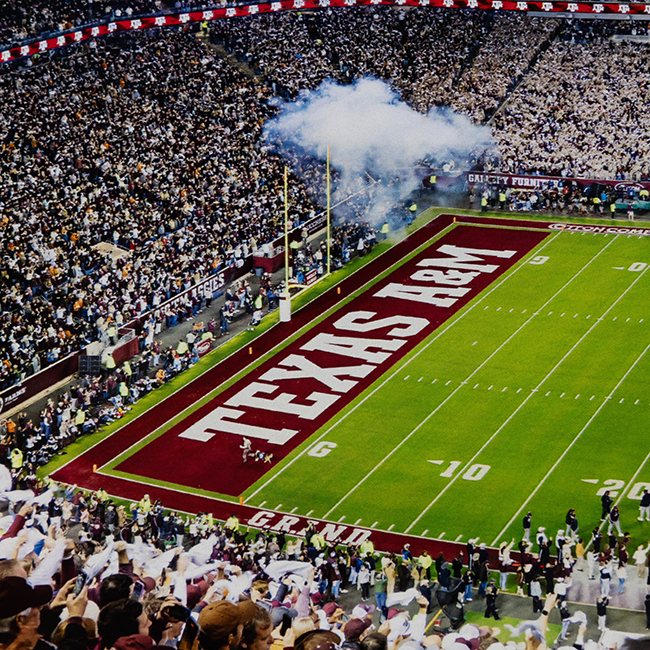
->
<box><xmin>0</xmin><ymin>0</ymin><xmax>166</xmax><ymax>47</ymax></box>
<box><xmin>1</xmin><ymin>13</ymin><xmax>650</xmax><ymax>648</ymax></box>
<box><xmin>490</xmin><ymin>21</ymin><xmax>650</xmax><ymax>181</ymax></box>
<box><xmin>0</xmin><ymin>9</ymin><xmax>648</xmax><ymax>399</ymax></box>
<box><xmin>0</xmin><ymin>29</ymin><xmax>319</xmax><ymax>389</ymax></box>
<box><xmin>0</xmin><ymin>476</ymin><xmax>647</xmax><ymax>650</ymax></box>
<box><xmin>213</xmin><ymin>9</ymin><xmax>650</xmax><ymax>182</ymax></box>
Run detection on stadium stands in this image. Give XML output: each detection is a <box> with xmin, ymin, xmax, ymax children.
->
<box><xmin>2</xmin><ymin>7</ymin><xmax>650</xmax><ymax>646</ymax></box>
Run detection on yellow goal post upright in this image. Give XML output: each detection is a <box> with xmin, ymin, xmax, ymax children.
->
<box><xmin>279</xmin><ymin>150</ymin><xmax>333</xmax><ymax>322</ymax></box>
<box><xmin>279</xmin><ymin>166</ymin><xmax>292</xmax><ymax>322</ymax></box>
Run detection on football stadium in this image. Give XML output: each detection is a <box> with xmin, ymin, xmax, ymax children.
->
<box><xmin>1</xmin><ymin>2</ymin><xmax>650</xmax><ymax>649</ymax></box>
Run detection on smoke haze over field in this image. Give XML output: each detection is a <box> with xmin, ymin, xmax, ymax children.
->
<box><xmin>264</xmin><ymin>78</ymin><xmax>494</xmax><ymax>224</ymax></box>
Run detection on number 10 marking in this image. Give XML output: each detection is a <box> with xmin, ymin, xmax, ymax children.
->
<box><xmin>439</xmin><ymin>461</ymin><xmax>490</xmax><ymax>481</ymax></box>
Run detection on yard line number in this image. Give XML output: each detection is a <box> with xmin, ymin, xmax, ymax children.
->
<box><xmin>595</xmin><ymin>478</ymin><xmax>650</xmax><ymax>499</ymax></box>
<box><xmin>430</xmin><ymin>460</ymin><xmax>491</xmax><ymax>481</ymax></box>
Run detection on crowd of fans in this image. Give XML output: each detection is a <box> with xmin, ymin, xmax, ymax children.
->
<box><xmin>0</xmin><ymin>1</ymin><xmax>166</xmax><ymax>48</ymax></box>
<box><xmin>213</xmin><ymin>8</ymin><xmax>490</xmax><ymax>105</ymax></box>
<box><xmin>2</xmin><ymin>10</ymin><xmax>650</xmax><ymax>650</ymax></box>
<box><xmin>0</xmin><ymin>478</ymin><xmax>646</xmax><ymax>650</ymax></box>
<box><xmin>213</xmin><ymin>9</ymin><xmax>650</xmax><ymax>183</ymax></box>
<box><xmin>0</xmin><ymin>28</ymin><xmax>319</xmax><ymax>389</ymax></box>
<box><xmin>445</xmin><ymin>14</ymin><xmax>560</xmax><ymax>124</ymax></box>
<box><xmin>0</xmin><ymin>8</ymin><xmax>648</xmax><ymax>398</ymax></box>
<box><xmin>489</xmin><ymin>20</ymin><xmax>650</xmax><ymax>181</ymax></box>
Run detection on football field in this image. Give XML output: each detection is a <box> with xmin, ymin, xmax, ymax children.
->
<box><xmin>241</xmin><ymin>223</ymin><xmax>650</xmax><ymax>546</ymax></box>
<box><xmin>50</xmin><ymin>215</ymin><xmax>650</xmax><ymax>551</ymax></box>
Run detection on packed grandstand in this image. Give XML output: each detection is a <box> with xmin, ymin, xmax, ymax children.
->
<box><xmin>1</xmin><ymin>2</ymin><xmax>650</xmax><ymax>649</ymax></box>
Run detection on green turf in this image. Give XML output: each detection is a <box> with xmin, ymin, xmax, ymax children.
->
<box><xmin>243</xmin><ymin>228</ymin><xmax>650</xmax><ymax>547</ymax></box>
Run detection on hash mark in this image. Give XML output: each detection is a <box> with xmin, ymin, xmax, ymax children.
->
<box><xmin>290</xmin><ymin>507</ymin><xmax>298</xmax><ymax>514</ymax></box>
<box><xmin>517</xmin><ymin>388</ymin><xmax>522</xmax><ymax>393</ymax></box>
<box><xmin>474</xmin><ymin>384</ymin><xmax>479</xmax><ymax>389</ymax></box>
<box><xmin>590</xmin><ymin>395</ymin><xmax>595</xmax><ymax>401</ymax></box>
<box><xmin>496</xmin><ymin>307</ymin><xmax>501</xmax><ymax>312</ymax></box>
<box><xmin>484</xmin><ymin>306</ymin><xmax>489</xmax><ymax>310</ymax></box>
<box><xmin>387</xmin><ymin>524</ymin><xmax>395</xmax><ymax>531</ymax></box>
<box><xmin>575</xmin><ymin>394</ymin><xmax>580</xmax><ymax>399</ymax></box>
<box><xmin>587</xmin><ymin>315</ymin><xmax>591</xmax><ymax>319</ymax></box>
<box><xmin>446</xmin><ymin>380</ymin><xmax>451</xmax><ymax>386</ymax></box>
<box><xmin>613</xmin><ymin>317</ymin><xmax>617</xmax><ymax>321</ymax></box>
<box><xmin>306</xmin><ymin>510</ymin><xmax>313</xmax><ymax>517</ymax></box>
<box><xmin>641</xmin><ymin>319</ymin><xmax>644</xmax><ymax>323</ymax></box>
<box><xmin>455</xmin><ymin>534</ymin><xmax>463</xmax><ymax>542</ymax></box>
<box><xmin>432</xmin><ymin>378</ymin><xmax>437</xmax><ymax>384</ymax></box>
<box><xmin>636</xmin><ymin>399</ymin><xmax>640</xmax><ymax>405</ymax></box>
<box><xmin>574</xmin><ymin>314</ymin><xmax>578</xmax><ymax>318</ymax></box>
<box><xmin>488</xmin><ymin>385</ymin><xmax>493</xmax><ymax>390</ymax></box>
<box><xmin>418</xmin><ymin>377</ymin><xmax>423</xmax><ymax>382</ymax></box>
<box><xmin>439</xmin><ymin>532</ymin><xmax>446</xmax><ymax>539</ymax></box>
<box><xmin>354</xmin><ymin>518</ymin><xmax>362</xmax><ymax>525</ymax></box>
<box><xmin>422</xmin><ymin>529</ymin><xmax>429</xmax><ymax>537</ymax></box>
<box><xmin>472</xmin><ymin>341</ymin><xmax>477</xmax><ymax>346</ymax></box>
<box><xmin>502</xmin><ymin>387</ymin><xmax>507</xmax><ymax>392</ymax></box>
<box><xmin>259</xmin><ymin>501</ymin><xmax>267</xmax><ymax>508</ymax></box>
<box><xmin>627</xmin><ymin>318</ymin><xmax>631</xmax><ymax>322</ymax></box>
<box><xmin>560</xmin><ymin>392</ymin><xmax>565</xmax><ymax>398</ymax></box>
<box><xmin>523</xmin><ymin>309</ymin><xmax>527</xmax><ymax>313</ymax></box>
<box><xmin>545</xmin><ymin>391</ymin><xmax>551</xmax><ymax>396</ymax></box>
<box><xmin>561</xmin><ymin>313</ymin><xmax>565</xmax><ymax>317</ymax></box>
<box><xmin>510</xmin><ymin>309</ymin><xmax>514</xmax><ymax>313</ymax></box>
<box><xmin>620</xmin><ymin>398</ymin><xmax>624</xmax><ymax>404</ymax></box>
<box><xmin>276</xmin><ymin>504</ymin><xmax>283</xmax><ymax>510</ymax></box>
<box><xmin>371</xmin><ymin>521</ymin><xmax>378</xmax><ymax>528</ymax></box>
<box><xmin>338</xmin><ymin>515</ymin><xmax>346</xmax><ymax>522</ymax></box>
<box><xmin>548</xmin><ymin>311</ymin><xmax>553</xmax><ymax>316</ymax></box>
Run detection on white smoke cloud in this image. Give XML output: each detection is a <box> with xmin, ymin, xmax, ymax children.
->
<box><xmin>264</xmin><ymin>77</ymin><xmax>494</xmax><ymax>225</ymax></box>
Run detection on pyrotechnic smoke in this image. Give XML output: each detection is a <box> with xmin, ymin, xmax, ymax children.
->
<box><xmin>264</xmin><ymin>77</ymin><xmax>493</xmax><ymax>225</ymax></box>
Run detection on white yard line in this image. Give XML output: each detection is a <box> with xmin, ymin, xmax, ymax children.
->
<box><xmin>411</xmin><ymin>241</ymin><xmax>648</xmax><ymax>537</ymax></box>
<box><xmin>245</xmin><ymin>231</ymin><xmax>562</xmax><ymax>504</ymax></box>
<box><xmin>493</xmin><ymin>335</ymin><xmax>650</xmax><ymax>547</ymax></box>
<box><xmin>322</xmin><ymin>235</ymin><xmax>616</xmax><ymax>522</ymax></box>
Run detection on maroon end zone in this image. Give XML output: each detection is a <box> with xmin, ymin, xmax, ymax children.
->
<box><xmin>51</xmin><ymin>214</ymin><xmax>581</xmax><ymax>552</ymax></box>
<box><xmin>111</xmin><ymin>224</ymin><xmax>547</xmax><ymax>494</ymax></box>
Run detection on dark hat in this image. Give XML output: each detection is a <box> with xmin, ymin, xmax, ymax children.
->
<box><xmin>294</xmin><ymin>630</ymin><xmax>341</xmax><ymax>650</ymax></box>
<box><xmin>343</xmin><ymin>618</ymin><xmax>372</xmax><ymax>641</ymax></box>
<box><xmin>322</xmin><ymin>602</ymin><xmax>339</xmax><ymax>617</ymax></box>
<box><xmin>198</xmin><ymin>600</ymin><xmax>257</xmax><ymax>642</ymax></box>
<box><xmin>0</xmin><ymin>577</ymin><xmax>53</xmax><ymax>618</ymax></box>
